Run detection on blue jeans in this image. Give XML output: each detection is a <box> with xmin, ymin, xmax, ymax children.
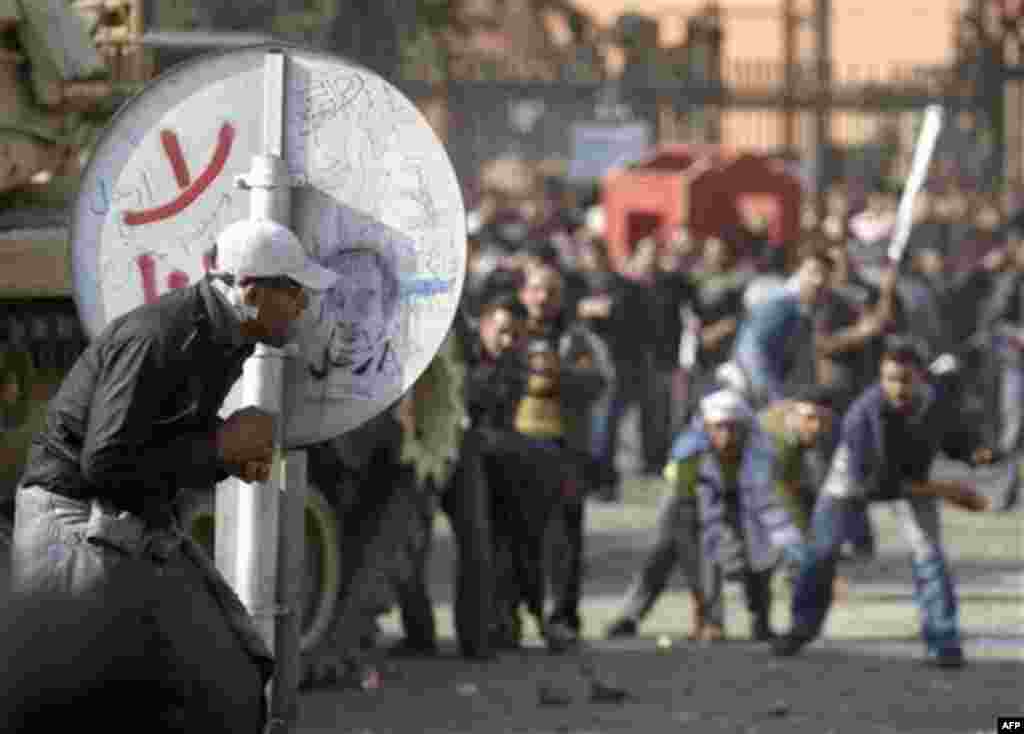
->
<box><xmin>591</xmin><ymin>361</ymin><xmax>649</xmax><ymax>474</ymax></box>
<box><xmin>790</xmin><ymin>493</ymin><xmax>962</xmax><ymax>657</ymax></box>
<box><xmin>843</xmin><ymin>499</ymin><xmax>875</xmax><ymax>557</ymax></box>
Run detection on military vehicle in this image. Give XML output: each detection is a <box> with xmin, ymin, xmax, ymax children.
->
<box><xmin>0</xmin><ymin>2</ymin><xmax>351</xmax><ymax>670</ymax></box>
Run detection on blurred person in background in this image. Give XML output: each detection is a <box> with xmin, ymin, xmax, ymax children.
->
<box><xmin>733</xmin><ymin>244</ymin><xmax>833</xmax><ymax>407</ymax></box>
<box><xmin>462</xmin><ymin>293</ymin><xmax>535</xmax><ymax>650</ymax></box>
<box><xmin>645</xmin><ymin>235</ymin><xmax>699</xmax><ymax>467</ymax></box>
<box><xmin>758</xmin><ymin>384</ymin><xmax>839</xmax><ymax>541</ymax></box>
<box><xmin>623</xmin><ymin>236</ymin><xmax>689</xmax><ymax>472</ymax></box>
<box><xmin>575</xmin><ymin>237</ymin><xmax>650</xmax><ymax>494</ymax></box>
<box><xmin>976</xmin><ymin>227</ymin><xmax>1024</xmax><ymax>511</ymax></box>
<box><xmin>684</xmin><ymin>236</ymin><xmax>750</xmax><ymax>420</ymax></box>
<box><xmin>757</xmin><ymin>383</ymin><xmax>867</xmax><ymax>594</ymax></box>
<box><xmin>391</xmin><ymin>310</ymin><xmax>495</xmax><ymax>661</ymax></box>
<box><xmin>848</xmin><ymin>184</ymin><xmax>898</xmax><ymax>258</ymax></box>
<box><xmin>517</xmin><ymin>260</ymin><xmax>613</xmax><ymax>645</ymax></box>
<box><xmin>818</xmin><ymin>240</ymin><xmax>901</xmax><ymax>417</ymax></box>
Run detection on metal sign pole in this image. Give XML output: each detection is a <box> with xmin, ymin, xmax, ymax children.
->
<box><xmin>213</xmin><ymin>49</ymin><xmax>305</xmax><ymax>733</ymax></box>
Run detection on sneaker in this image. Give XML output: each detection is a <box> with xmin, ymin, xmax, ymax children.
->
<box><xmin>605</xmin><ymin>618</ymin><xmax>638</xmax><ymax>639</ymax></box>
<box><xmin>490</xmin><ymin>611</ymin><xmax>523</xmax><ymax>650</ymax></box>
<box><xmin>772</xmin><ymin>632</ymin><xmax>813</xmax><ymax>657</ymax></box>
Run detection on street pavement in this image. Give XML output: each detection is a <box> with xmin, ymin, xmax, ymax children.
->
<box><xmin>295</xmin><ymin>457</ymin><xmax>1022</xmax><ymax>734</ymax></box>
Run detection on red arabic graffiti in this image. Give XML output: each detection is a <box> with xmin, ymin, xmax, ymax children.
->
<box><xmin>123</xmin><ymin>122</ymin><xmax>235</xmax><ymax>226</ymax></box>
<box><xmin>160</xmin><ymin>130</ymin><xmax>191</xmax><ymax>189</ymax></box>
<box><xmin>135</xmin><ymin>252</ymin><xmax>215</xmax><ymax>305</ymax></box>
<box><xmin>125</xmin><ymin>123</ymin><xmax>233</xmax><ymax>303</ymax></box>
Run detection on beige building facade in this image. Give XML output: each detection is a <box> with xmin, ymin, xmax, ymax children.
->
<box><xmin>573</xmin><ymin>0</ymin><xmax>964</xmax><ymax>153</ymax></box>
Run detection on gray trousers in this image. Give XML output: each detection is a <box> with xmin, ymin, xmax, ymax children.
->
<box><xmin>616</xmin><ymin>490</ymin><xmax>773</xmax><ymax>629</ymax></box>
<box><xmin>9</xmin><ymin>486</ymin><xmax>271</xmax><ymax>733</ymax></box>
<box><xmin>999</xmin><ymin>363</ymin><xmax>1024</xmax><ymax>456</ymax></box>
<box><xmin>616</xmin><ymin>490</ymin><xmax>712</xmax><ymax>624</ymax></box>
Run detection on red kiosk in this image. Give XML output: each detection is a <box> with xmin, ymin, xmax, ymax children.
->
<box><xmin>602</xmin><ymin>145</ymin><xmax>802</xmax><ymax>272</ymax></box>
<box><xmin>688</xmin><ymin>152</ymin><xmax>803</xmax><ymax>265</ymax></box>
<box><xmin>601</xmin><ymin>143</ymin><xmax>723</xmax><ymax>272</ymax></box>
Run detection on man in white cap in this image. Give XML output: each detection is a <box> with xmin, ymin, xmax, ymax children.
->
<box><xmin>606</xmin><ymin>388</ymin><xmax>802</xmax><ymax>643</ymax></box>
<box><xmin>8</xmin><ymin>218</ymin><xmax>337</xmax><ymax>731</ymax></box>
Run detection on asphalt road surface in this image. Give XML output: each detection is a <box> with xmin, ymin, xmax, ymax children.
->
<box><xmin>295</xmin><ymin>458</ymin><xmax>1023</xmax><ymax>734</ymax></box>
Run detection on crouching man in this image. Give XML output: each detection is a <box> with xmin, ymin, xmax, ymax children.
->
<box><xmin>774</xmin><ymin>336</ymin><xmax>994</xmax><ymax>668</ymax></box>
<box><xmin>8</xmin><ymin>219</ymin><xmax>339</xmax><ymax>731</ymax></box>
<box><xmin>606</xmin><ymin>389</ymin><xmax>802</xmax><ymax>642</ymax></box>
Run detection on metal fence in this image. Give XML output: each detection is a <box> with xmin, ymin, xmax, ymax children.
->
<box><xmin>398</xmin><ymin>69</ymin><xmax>978</xmax><ymax>203</ymax></box>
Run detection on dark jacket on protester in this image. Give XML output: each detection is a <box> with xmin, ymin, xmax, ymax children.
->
<box><xmin>19</xmin><ymin>277</ymin><xmax>252</xmax><ymax>518</ymax></box>
<box><xmin>649</xmin><ymin>270</ymin><xmax>696</xmax><ymax>370</ymax></box>
<box><xmin>578</xmin><ymin>269</ymin><xmax>651</xmax><ymax>367</ymax></box>
<box><xmin>978</xmin><ymin>269</ymin><xmax>1024</xmax><ymax>364</ymax></box>
<box><xmin>465</xmin><ymin>347</ymin><xmax>529</xmax><ymax>435</ymax></box>
<box><xmin>837</xmin><ymin>378</ymin><xmax>984</xmax><ymax>502</ymax></box>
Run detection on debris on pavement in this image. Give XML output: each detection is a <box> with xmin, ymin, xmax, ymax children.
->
<box><xmin>588</xmin><ymin>677</ymin><xmax>629</xmax><ymax>704</ymax></box>
<box><xmin>537</xmin><ymin>682</ymin><xmax>574</xmax><ymax>706</ymax></box>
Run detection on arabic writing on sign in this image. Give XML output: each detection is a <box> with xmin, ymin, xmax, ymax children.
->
<box><xmin>135</xmin><ymin>251</ymin><xmax>216</xmax><ymax>305</ymax></box>
<box><xmin>122</xmin><ymin>123</ymin><xmax>236</xmax><ymax>226</ymax></box>
<box><xmin>290</xmin><ymin>72</ymin><xmax>366</xmax><ymax>138</ymax></box>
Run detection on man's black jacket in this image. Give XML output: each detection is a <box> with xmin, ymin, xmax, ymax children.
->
<box><xmin>20</xmin><ymin>277</ymin><xmax>253</xmax><ymax>516</ymax></box>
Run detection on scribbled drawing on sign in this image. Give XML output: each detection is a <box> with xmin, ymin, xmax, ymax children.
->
<box><xmin>92</xmin><ymin>171</ymin><xmax>155</xmax><ymax>218</ymax></box>
<box><xmin>291</xmin><ymin>73</ymin><xmax>366</xmax><ymax>138</ymax></box>
<box><xmin>122</xmin><ymin>122</ymin><xmax>236</xmax><ymax>226</ymax></box>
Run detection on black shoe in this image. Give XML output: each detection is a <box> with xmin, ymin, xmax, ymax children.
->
<box><xmin>544</xmin><ymin>620</ymin><xmax>580</xmax><ymax>654</ymax></box>
<box><xmin>752</xmin><ymin>617</ymin><xmax>776</xmax><ymax>642</ymax></box>
<box><xmin>386</xmin><ymin>638</ymin><xmax>439</xmax><ymax>658</ymax></box>
<box><xmin>925</xmin><ymin>648</ymin><xmax>966</xmax><ymax>669</ymax></box>
<box><xmin>772</xmin><ymin>632</ymin><xmax>813</xmax><ymax>657</ymax></box>
<box><xmin>605</xmin><ymin>618</ymin><xmax>638</xmax><ymax>639</ymax></box>
<box><xmin>458</xmin><ymin>642</ymin><xmax>497</xmax><ymax>661</ymax></box>
<box><xmin>490</xmin><ymin>617</ymin><xmax>522</xmax><ymax>650</ymax></box>
<box><xmin>548</xmin><ymin>611</ymin><xmax>581</xmax><ymax>634</ymax></box>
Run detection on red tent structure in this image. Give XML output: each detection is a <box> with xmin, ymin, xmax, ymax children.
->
<box><xmin>602</xmin><ymin>145</ymin><xmax>802</xmax><ymax>272</ymax></box>
<box><xmin>688</xmin><ymin>152</ymin><xmax>803</xmax><ymax>261</ymax></box>
<box><xmin>601</xmin><ymin>144</ymin><xmax>724</xmax><ymax>271</ymax></box>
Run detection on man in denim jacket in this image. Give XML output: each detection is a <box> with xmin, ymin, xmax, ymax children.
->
<box><xmin>733</xmin><ymin>246</ymin><xmax>833</xmax><ymax>407</ymax></box>
<box><xmin>773</xmin><ymin>335</ymin><xmax>995</xmax><ymax>668</ymax></box>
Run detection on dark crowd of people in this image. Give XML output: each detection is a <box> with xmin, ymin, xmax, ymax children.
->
<box><xmin>362</xmin><ymin>177</ymin><xmax>1023</xmax><ymax>676</ymax></box>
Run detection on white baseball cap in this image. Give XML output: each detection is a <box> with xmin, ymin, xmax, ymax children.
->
<box><xmin>215</xmin><ymin>218</ymin><xmax>339</xmax><ymax>291</ymax></box>
<box><xmin>701</xmin><ymin>389</ymin><xmax>753</xmax><ymax>425</ymax></box>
